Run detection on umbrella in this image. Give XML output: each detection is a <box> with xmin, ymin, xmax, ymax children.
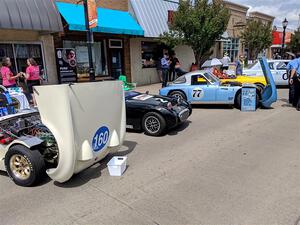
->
<box><xmin>286</xmin><ymin>52</ymin><xmax>295</xmax><ymax>57</ymax></box>
<box><xmin>201</xmin><ymin>58</ymin><xmax>223</xmax><ymax>68</ymax></box>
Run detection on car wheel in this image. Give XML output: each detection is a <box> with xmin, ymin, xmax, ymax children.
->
<box><xmin>235</xmin><ymin>92</ymin><xmax>260</xmax><ymax>109</ymax></box>
<box><xmin>5</xmin><ymin>145</ymin><xmax>45</xmax><ymax>187</ymax></box>
<box><xmin>254</xmin><ymin>83</ymin><xmax>265</xmax><ymax>93</ymax></box>
<box><xmin>169</xmin><ymin>91</ymin><xmax>187</xmax><ymax>101</ymax></box>
<box><xmin>142</xmin><ymin>112</ymin><xmax>166</xmax><ymax>136</ymax></box>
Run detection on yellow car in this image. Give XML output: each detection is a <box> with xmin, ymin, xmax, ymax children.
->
<box><xmin>221</xmin><ymin>75</ymin><xmax>266</xmax><ymax>92</ymax></box>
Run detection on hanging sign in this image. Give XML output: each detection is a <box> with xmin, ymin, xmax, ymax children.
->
<box><xmin>88</xmin><ymin>0</ymin><xmax>98</xmax><ymax>29</ymax></box>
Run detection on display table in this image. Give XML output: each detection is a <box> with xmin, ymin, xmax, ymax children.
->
<box><xmin>8</xmin><ymin>89</ymin><xmax>30</xmax><ymax>111</ymax></box>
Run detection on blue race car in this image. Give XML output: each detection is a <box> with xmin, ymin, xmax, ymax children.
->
<box><xmin>159</xmin><ymin>57</ymin><xmax>277</xmax><ymax>109</ymax></box>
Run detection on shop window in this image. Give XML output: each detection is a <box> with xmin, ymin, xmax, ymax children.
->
<box><xmin>63</xmin><ymin>40</ymin><xmax>108</xmax><ymax>80</ymax></box>
<box><xmin>0</xmin><ymin>43</ymin><xmax>44</xmax><ymax>75</ymax></box>
<box><xmin>223</xmin><ymin>38</ymin><xmax>240</xmax><ymax>62</ymax></box>
<box><xmin>141</xmin><ymin>42</ymin><xmax>160</xmax><ymax>68</ymax></box>
<box><xmin>15</xmin><ymin>44</ymin><xmax>43</xmax><ymax>73</ymax></box>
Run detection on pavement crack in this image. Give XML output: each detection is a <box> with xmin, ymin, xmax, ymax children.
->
<box><xmin>79</xmin><ymin>176</ymin><xmax>161</xmax><ymax>225</ymax></box>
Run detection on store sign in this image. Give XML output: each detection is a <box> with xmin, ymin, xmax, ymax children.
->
<box><xmin>272</xmin><ymin>31</ymin><xmax>292</xmax><ymax>45</ymax></box>
<box><xmin>88</xmin><ymin>0</ymin><xmax>98</xmax><ymax>29</ymax></box>
<box><xmin>56</xmin><ymin>48</ymin><xmax>77</xmax><ymax>84</ymax></box>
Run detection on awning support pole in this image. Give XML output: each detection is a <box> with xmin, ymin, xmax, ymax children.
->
<box><xmin>83</xmin><ymin>0</ymin><xmax>96</xmax><ymax>82</ymax></box>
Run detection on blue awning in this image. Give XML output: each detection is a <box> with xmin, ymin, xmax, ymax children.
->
<box><xmin>56</xmin><ymin>2</ymin><xmax>144</xmax><ymax>36</ymax></box>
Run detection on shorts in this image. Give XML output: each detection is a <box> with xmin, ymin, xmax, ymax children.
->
<box><xmin>27</xmin><ymin>80</ymin><xmax>40</xmax><ymax>94</ymax></box>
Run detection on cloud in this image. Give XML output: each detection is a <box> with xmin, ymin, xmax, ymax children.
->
<box><xmin>229</xmin><ymin>0</ymin><xmax>300</xmax><ymax>30</ymax></box>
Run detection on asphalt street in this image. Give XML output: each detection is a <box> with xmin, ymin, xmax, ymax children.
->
<box><xmin>0</xmin><ymin>86</ymin><xmax>299</xmax><ymax>225</ymax></box>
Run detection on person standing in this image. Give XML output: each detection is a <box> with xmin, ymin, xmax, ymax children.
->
<box><xmin>156</xmin><ymin>56</ymin><xmax>163</xmax><ymax>82</ymax></box>
<box><xmin>235</xmin><ymin>55</ymin><xmax>244</xmax><ymax>75</ymax></box>
<box><xmin>169</xmin><ymin>53</ymin><xmax>176</xmax><ymax>82</ymax></box>
<box><xmin>25</xmin><ymin>58</ymin><xmax>41</xmax><ymax>106</ymax></box>
<box><xmin>161</xmin><ymin>53</ymin><xmax>170</xmax><ymax>88</ymax></box>
<box><xmin>288</xmin><ymin>53</ymin><xmax>300</xmax><ymax>110</ymax></box>
<box><xmin>221</xmin><ymin>52</ymin><xmax>231</xmax><ymax>71</ymax></box>
<box><xmin>0</xmin><ymin>57</ymin><xmax>21</xmax><ymax>88</ymax></box>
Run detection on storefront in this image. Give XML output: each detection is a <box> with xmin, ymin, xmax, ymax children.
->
<box><xmin>55</xmin><ymin>2</ymin><xmax>144</xmax><ymax>83</ymax></box>
<box><xmin>129</xmin><ymin>0</ymin><xmax>195</xmax><ymax>86</ymax></box>
<box><xmin>0</xmin><ymin>0</ymin><xmax>63</xmax><ymax>84</ymax></box>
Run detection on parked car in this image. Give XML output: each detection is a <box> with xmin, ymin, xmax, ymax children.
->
<box><xmin>125</xmin><ymin>91</ymin><xmax>192</xmax><ymax>136</ymax></box>
<box><xmin>0</xmin><ymin>81</ymin><xmax>125</xmax><ymax>186</ymax></box>
<box><xmin>221</xmin><ymin>75</ymin><xmax>266</xmax><ymax>93</ymax></box>
<box><xmin>242</xmin><ymin>60</ymin><xmax>290</xmax><ymax>86</ymax></box>
<box><xmin>159</xmin><ymin>57</ymin><xmax>277</xmax><ymax>109</ymax></box>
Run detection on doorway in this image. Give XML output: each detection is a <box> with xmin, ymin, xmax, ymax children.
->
<box><xmin>108</xmin><ymin>39</ymin><xmax>124</xmax><ymax>79</ymax></box>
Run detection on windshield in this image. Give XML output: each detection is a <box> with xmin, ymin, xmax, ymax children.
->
<box><xmin>125</xmin><ymin>91</ymin><xmax>140</xmax><ymax>98</ymax></box>
<box><xmin>248</xmin><ymin>62</ymin><xmax>261</xmax><ymax>70</ymax></box>
<box><xmin>204</xmin><ymin>72</ymin><xmax>220</xmax><ymax>84</ymax></box>
<box><xmin>173</xmin><ymin>76</ymin><xmax>186</xmax><ymax>84</ymax></box>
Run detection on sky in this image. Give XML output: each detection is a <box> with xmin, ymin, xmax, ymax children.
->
<box><xmin>230</xmin><ymin>0</ymin><xmax>300</xmax><ymax>30</ymax></box>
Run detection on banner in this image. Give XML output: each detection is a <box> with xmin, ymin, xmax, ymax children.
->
<box><xmin>87</xmin><ymin>0</ymin><xmax>98</xmax><ymax>29</ymax></box>
<box><xmin>272</xmin><ymin>31</ymin><xmax>292</xmax><ymax>45</ymax></box>
<box><xmin>56</xmin><ymin>48</ymin><xmax>78</xmax><ymax>84</ymax></box>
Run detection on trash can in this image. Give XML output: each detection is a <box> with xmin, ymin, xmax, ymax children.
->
<box><xmin>241</xmin><ymin>85</ymin><xmax>257</xmax><ymax>111</ymax></box>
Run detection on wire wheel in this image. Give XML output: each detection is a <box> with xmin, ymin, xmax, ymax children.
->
<box><xmin>169</xmin><ymin>91</ymin><xmax>186</xmax><ymax>101</ymax></box>
<box><xmin>144</xmin><ymin>116</ymin><xmax>161</xmax><ymax>134</ymax></box>
<box><xmin>9</xmin><ymin>154</ymin><xmax>31</xmax><ymax>180</ymax></box>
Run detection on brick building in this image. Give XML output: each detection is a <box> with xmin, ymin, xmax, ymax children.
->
<box><xmin>54</xmin><ymin>0</ymin><xmax>143</xmax><ymax>83</ymax></box>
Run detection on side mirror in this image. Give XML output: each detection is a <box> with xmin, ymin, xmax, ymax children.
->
<box><xmin>145</xmin><ymin>91</ymin><xmax>149</xmax><ymax>95</ymax></box>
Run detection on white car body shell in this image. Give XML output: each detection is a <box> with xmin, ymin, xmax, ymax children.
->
<box><xmin>243</xmin><ymin>60</ymin><xmax>290</xmax><ymax>86</ymax></box>
<box><xmin>0</xmin><ymin>81</ymin><xmax>126</xmax><ymax>183</ymax></box>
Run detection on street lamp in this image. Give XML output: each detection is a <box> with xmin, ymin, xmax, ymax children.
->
<box><xmin>281</xmin><ymin>18</ymin><xmax>288</xmax><ymax>57</ymax></box>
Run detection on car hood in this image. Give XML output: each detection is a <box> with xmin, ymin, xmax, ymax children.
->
<box><xmin>128</xmin><ymin>93</ymin><xmax>173</xmax><ymax>106</ymax></box>
<box><xmin>34</xmin><ymin>81</ymin><xmax>126</xmax><ymax>182</ymax></box>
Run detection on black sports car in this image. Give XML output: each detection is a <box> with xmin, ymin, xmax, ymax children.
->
<box><xmin>125</xmin><ymin>91</ymin><xmax>192</xmax><ymax>136</ymax></box>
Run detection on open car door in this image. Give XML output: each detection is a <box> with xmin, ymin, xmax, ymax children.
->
<box><xmin>259</xmin><ymin>57</ymin><xmax>277</xmax><ymax>108</ymax></box>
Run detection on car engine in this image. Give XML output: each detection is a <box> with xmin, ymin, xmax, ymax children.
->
<box><xmin>0</xmin><ymin>112</ymin><xmax>58</xmax><ymax>165</ymax></box>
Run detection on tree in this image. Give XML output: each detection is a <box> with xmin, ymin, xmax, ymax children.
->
<box><xmin>241</xmin><ymin>20</ymin><xmax>273</xmax><ymax>60</ymax></box>
<box><xmin>289</xmin><ymin>28</ymin><xmax>300</xmax><ymax>53</ymax></box>
<box><xmin>161</xmin><ymin>0</ymin><xmax>230</xmax><ymax>67</ymax></box>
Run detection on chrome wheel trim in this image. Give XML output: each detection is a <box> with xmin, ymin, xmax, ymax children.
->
<box><xmin>144</xmin><ymin>116</ymin><xmax>161</xmax><ymax>134</ymax></box>
<box><xmin>9</xmin><ymin>154</ymin><xmax>31</xmax><ymax>180</ymax></box>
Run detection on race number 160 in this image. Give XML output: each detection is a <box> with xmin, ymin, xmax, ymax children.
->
<box><xmin>92</xmin><ymin>126</ymin><xmax>110</xmax><ymax>152</ymax></box>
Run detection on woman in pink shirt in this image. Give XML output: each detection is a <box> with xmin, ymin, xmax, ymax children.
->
<box><xmin>25</xmin><ymin>58</ymin><xmax>41</xmax><ymax>106</ymax></box>
<box><xmin>1</xmin><ymin>57</ymin><xmax>21</xmax><ymax>88</ymax></box>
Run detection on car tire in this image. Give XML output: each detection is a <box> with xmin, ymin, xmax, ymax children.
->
<box><xmin>5</xmin><ymin>145</ymin><xmax>46</xmax><ymax>187</ymax></box>
<box><xmin>235</xmin><ymin>92</ymin><xmax>260</xmax><ymax>109</ymax></box>
<box><xmin>254</xmin><ymin>83</ymin><xmax>265</xmax><ymax>93</ymax></box>
<box><xmin>169</xmin><ymin>91</ymin><xmax>187</xmax><ymax>101</ymax></box>
<box><xmin>142</xmin><ymin>112</ymin><xmax>166</xmax><ymax>136</ymax></box>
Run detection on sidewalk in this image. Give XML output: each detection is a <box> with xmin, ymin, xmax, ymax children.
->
<box><xmin>134</xmin><ymin>82</ymin><xmax>161</xmax><ymax>94</ymax></box>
